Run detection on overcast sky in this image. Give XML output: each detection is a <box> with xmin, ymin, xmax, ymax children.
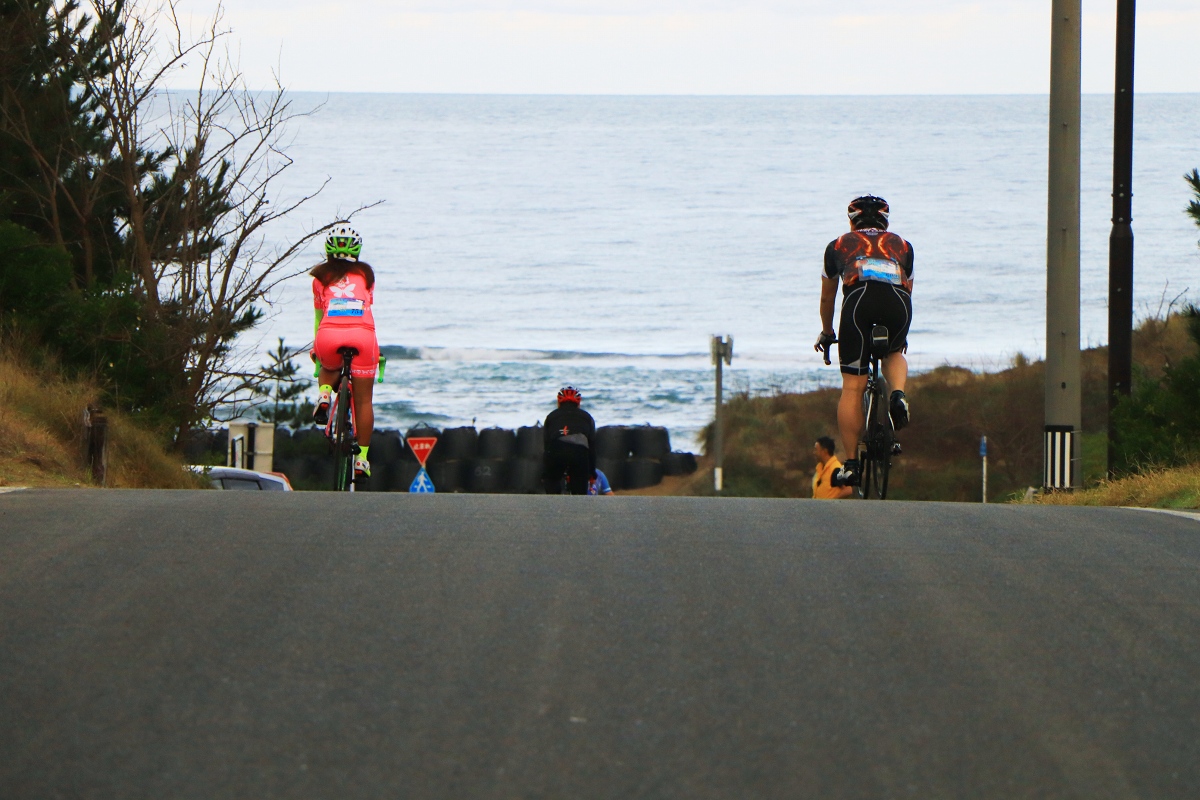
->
<box><xmin>174</xmin><ymin>1</ymin><xmax>1198</xmax><ymax>94</ymax></box>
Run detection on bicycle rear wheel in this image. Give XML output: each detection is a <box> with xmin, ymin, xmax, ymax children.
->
<box><xmin>332</xmin><ymin>379</ymin><xmax>355</xmax><ymax>491</ymax></box>
<box><xmin>861</xmin><ymin>389</ymin><xmax>893</xmax><ymax>500</ymax></box>
<box><xmin>869</xmin><ymin>445</ymin><xmax>891</xmax><ymax>499</ymax></box>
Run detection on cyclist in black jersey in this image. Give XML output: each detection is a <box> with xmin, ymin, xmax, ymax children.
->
<box><xmin>814</xmin><ymin>195</ymin><xmax>913</xmax><ymax>487</ymax></box>
<box><xmin>543</xmin><ymin>386</ymin><xmax>597</xmax><ymax>495</ymax></box>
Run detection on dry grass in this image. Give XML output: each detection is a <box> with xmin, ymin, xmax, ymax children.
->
<box><xmin>1031</xmin><ymin>463</ymin><xmax>1200</xmax><ymax>510</ymax></box>
<box><xmin>0</xmin><ymin>344</ymin><xmax>202</xmax><ymax>489</ymax></box>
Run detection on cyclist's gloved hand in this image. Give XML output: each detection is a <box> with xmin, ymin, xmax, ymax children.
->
<box><xmin>814</xmin><ymin>331</ymin><xmax>837</xmax><ymax>365</ymax></box>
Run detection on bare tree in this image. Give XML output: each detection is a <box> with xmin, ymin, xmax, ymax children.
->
<box><xmin>66</xmin><ymin>0</ymin><xmax>376</xmax><ymax>444</ymax></box>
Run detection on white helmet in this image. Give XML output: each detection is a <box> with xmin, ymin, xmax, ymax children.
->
<box><xmin>324</xmin><ymin>223</ymin><xmax>363</xmax><ymax>261</ymax></box>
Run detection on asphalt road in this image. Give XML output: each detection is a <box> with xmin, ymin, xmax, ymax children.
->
<box><xmin>1</xmin><ymin>489</ymin><xmax>1199</xmax><ymax>799</ymax></box>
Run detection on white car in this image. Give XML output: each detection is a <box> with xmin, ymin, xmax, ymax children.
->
<box><xmin>188</xmin><ymin>466</ymin><xmax>293</xmax><ymax>491</ymax></box>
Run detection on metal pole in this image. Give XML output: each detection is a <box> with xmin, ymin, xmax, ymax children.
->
<box><xmin>247</xmin><ymin>422</ymin><xmax>258</xmax><ymax>471</ymax></box>
<box><xmin>1107</xmin><ymin>0</ymin><xmax>1136</xmax><ymax>477</ymax></box>
<box><xmin>711</xmin><ymin>335</ymin><xmax>733</xmax><ymax>493</ymax></box>
<box><xmin>981</xmin><ymin>435</ymin><xmax>988</xmax><ymax>503</ymax></box>
<box><xmin>714</xmin><ymin>350</ymin><xmax>724</xmax><ymax>492</ymax></box>
<box><xmin>1044</xmin><ymin>0</ymin><xmax>1083</xmax><ymax>491</ymax></box>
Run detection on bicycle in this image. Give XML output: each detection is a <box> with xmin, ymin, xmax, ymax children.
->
<box><xmin>820</xmin><ymin>325</ymin><xmax>901</xmax><ymax>500</ymax></box>
<box><xmin>327</xmin><ymin>346</ymin><xmax>360</xmax><ymax>492</ymax></box>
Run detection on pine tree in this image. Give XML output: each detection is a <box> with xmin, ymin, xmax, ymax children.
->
<box><xmin>255</xmin><ymin>338</ymin><xmax>314</xmax><ymax>429</ymax></box>
<box><xmin>1186</xmin><ymin>168</ymin><xmax>1200</xmax><ymax>238</ymax></box>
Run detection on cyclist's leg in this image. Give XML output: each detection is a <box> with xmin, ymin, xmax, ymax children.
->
<box><xmin>312</xmin><ymin>329</ymin><xmax>342</xmax><ymax>423</ymax></box>
<box><xmin>882</xmin><ymin>352</ymin><xmax>908</xmax><ymax>392</ymax></box>
<box><xmin>836</xmin><ymin>284</ymin><xmax>871</xmax><ymax>460</ymax></box>
<box><xmin>564</xmin><ymin>444</ymin><xmax>590</xmax><ymax>495</ymax></box>
<box><xmin>881</xmin><ymin>286</ymin><xmax>913</xmax><ymax>428</ymax></box>
<box><xmin>318</xmin><ymin>366</ymin><xmax>340</xmax><ymax>388</ymax></box>
<box><xmin>838</xmin><ymin>374</ymin><xmax>868</xmax><ymax>459</ymax></box>
<box><xmin>345</xmin><ymin>331</ymin><xmax>378</xmax><ymax>474</ymax></box>
<box><xmin>351</xmin><ymin>375</ymin><xmax>373</xmax><ymax>448</ymax></box>
<box><xmin>881</xmin><ymin>285</ymin><xmax>912</xmax><ymax>393</ymax></box>
<box><xmin>543</xmin><ymin>443</ymin><xmax>567</xmax><ymax>493</ymax></box>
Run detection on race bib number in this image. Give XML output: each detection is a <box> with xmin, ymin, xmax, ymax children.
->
<box><xmin>327</xmin><ymin>298</ymin><xmax>365</xmax><ymax>317</ymax></box>
<box><xmin>855</xmin><ymin>257</ymin><xmax>904</xmax><ymax>286</ymax></box>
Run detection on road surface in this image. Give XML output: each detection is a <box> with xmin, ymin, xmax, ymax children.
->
<box><xmin>2</xmin><ymin>489</ymin><xmax>1198</xmax><ymax>798</ymax></box>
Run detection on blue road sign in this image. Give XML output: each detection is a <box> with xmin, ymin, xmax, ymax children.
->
<box><xmin>980</xmin><ymin>435</ymin><xmax>988</xmax><ymax>458</ymax></box>
<box><xmin>410</xmin><ymin>467</ymin><xmax>435</xmax><ymax>493</ymax></box>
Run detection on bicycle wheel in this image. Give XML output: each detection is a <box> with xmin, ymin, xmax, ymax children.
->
<box><xmin>869</xmin><ymin>442</ymin><xmax>891</xmax><ymax>499</ymax></box>
<box><xmin>860</xmin><ymin>447</ymin><xmax>874</xmax><ymax>499</ymax></box>
<box><xmin>332</xmin><ymin>379</ymin><xmax>354</xmax><ymax>491</ymax></box>
<box><xmin>859</xmin><ymin>389</ymin><xmax>877</xmax><ymax>499</ymax></box>
<box><xmin>866</xmin><ymin>391</ymin><xmax>893</xmax><ymax>500</ymax></box>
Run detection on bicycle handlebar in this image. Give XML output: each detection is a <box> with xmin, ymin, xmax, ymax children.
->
<box><xmin>818</xmin><ymin>335</ymin><xmax>838</xmax><ymax>366</ymax></box>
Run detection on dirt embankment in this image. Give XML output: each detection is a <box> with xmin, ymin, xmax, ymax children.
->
<box><xmin>0</xmin><ymin>345</ymin><xmax>201</xmax><ymax>489</ymax></box>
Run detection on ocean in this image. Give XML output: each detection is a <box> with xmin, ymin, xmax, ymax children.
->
<box><xmin>253</xmin><ymin>94</ymin><xmax>1200</xmax><ymax>446</ymax></box>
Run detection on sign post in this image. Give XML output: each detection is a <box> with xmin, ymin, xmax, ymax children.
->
<box><xmin>980</xmin><ymin>435</ymin><xmax>988</xmax><ymax>504</ymax></box>
<box><xmin>408</xmin><ymin>436</ymin><xmax>438</xmax><ymax>493</ymax></box>
<box><xmin>711</xmin><ymin>335</ymin><xmax>733</xmax><ymax>493</ymax></box>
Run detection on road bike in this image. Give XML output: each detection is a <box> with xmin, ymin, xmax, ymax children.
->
<box><xmin>326</xmin><ymin>346</ymin><xmax>360</xmax><ymax>492</ymax></box>
<box><xmin>820</xmin><ymin>325</ymin><xmax>901</xmax><ymax>500</ymax></box>
<box><xmin>857</xmin><ymin>325</ymin><xmax>901</xmax><ymax>499</ymax></box>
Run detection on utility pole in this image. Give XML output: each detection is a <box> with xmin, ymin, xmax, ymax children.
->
<box><xmin>1108</xmin><ymin>0</ymin><xmax>1136</xmax><ymax>477</ymax></box>
<box><xmin>1044</xmin><ymin>0</ymin><xmax>1082</xmax><ymax>491</ymax></box>
<box><xmin>711</xmin><ymin>335</ymin><xmax>733</xmax><ymax>493</ymax></box>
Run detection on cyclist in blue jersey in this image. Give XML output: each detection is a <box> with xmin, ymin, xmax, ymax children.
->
<box><xmin>588</xmin><ymin>469</ymin><xmax>614</xmax><ymax>495</ymax></box>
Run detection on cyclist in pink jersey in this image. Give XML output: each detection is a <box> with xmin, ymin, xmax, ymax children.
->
<box><xmin>311</xmin><ymin>224</ymin><xmax>379</xmax><ymax>479</ymax></box>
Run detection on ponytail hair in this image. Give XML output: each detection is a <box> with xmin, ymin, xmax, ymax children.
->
<box><xmin>311</xmin><ymin>259</ymin><xmax>376</xmax><ymax>289</ymax></box>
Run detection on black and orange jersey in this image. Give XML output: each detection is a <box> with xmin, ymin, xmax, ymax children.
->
<box><xmin>823</xmin><ymin>228</ymin><xmax>914</xmax><ymax>293</ymax></box>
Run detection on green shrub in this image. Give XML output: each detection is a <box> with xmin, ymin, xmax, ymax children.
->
<box><xmin>1112</xmin><ymin>306</ymin><xmax>1200</xmax><ymax>471</ymax></box>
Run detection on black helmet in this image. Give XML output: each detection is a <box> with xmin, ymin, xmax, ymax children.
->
<box><xmin>847</xmin><ymin>195</ymin><xmax>890</xmax><ymax>229</ymax></box>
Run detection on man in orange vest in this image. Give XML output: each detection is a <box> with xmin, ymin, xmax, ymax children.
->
<box><xmin>812</xmin><ymin>436</ymin><xmax>853</xmax><ymax>499</ymax></box>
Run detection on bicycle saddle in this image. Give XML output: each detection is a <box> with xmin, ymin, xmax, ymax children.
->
<box><xmin>870</xmin><ymin>325</ymin><xmax>890</xmax><ymax>358</ymax></box>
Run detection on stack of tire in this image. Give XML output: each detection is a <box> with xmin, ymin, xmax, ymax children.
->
<box><xmin>595</xmin><ymin>425</ymin><xmax>699</xmax><ymax>490</ymax></box>
<box><xmin>272</xmin><ymin>426</ymin><xmax>335</xmax><ymax>490</ymax></box>
<box><xmin>269</xmin><ymin>423</ymin><xmax>696</xmax><ymax>493</ymax></box>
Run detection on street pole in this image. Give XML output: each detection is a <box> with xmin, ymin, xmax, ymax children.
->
<box><xmin>1044</xmin><ymin>0</ymin><xmax>1083</xmax><ymax>491</ymax></box>
<box><xmin>711</xmin><ymin>335</ymin><xmax>733</xmax><ymax>492</ymax></box>
<box><xmin>1108</xmin><ymin>0</ymin><xmax>1136</xmax><ymax>477</ymax></box>
<box><xmin>980</xmin><ymin>435</ymin><xmax>988</xmax><ymax>503</ymax></box>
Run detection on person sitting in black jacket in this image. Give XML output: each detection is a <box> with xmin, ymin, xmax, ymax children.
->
<box><xmin>543</xmin><ymin>386</ymin><xmax>596</xmax><ymax>495</ymax></box>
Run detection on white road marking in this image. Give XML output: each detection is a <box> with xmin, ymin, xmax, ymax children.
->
<box><xmin>1124</xmin><ymin>507</ymin><xmax>1200</xmax><ymax>523</ymax></box>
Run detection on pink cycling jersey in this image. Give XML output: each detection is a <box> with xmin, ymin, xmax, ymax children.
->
<box><xmin>313</xmin><ymin>272</ymin><xmax>376</xmax><ymax>328</ymax></box>
<box><xmin>313</xmin><ymin>271</ymin><xmax>379</xmax><ymax>378</ymax></box>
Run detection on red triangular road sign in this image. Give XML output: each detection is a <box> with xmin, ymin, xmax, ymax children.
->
<box><xmin>408</xmin><ymin>437</ymin><xmax>437</xmax><ymax>468</ymax></box>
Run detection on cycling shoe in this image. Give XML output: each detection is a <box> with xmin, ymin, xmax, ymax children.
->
<box><xmin>354</xmin><ymin>457</ymin><xmax>371</xmax><ymax>479</ymax></box>
<box><xmin>831</xmin><ymin>458</ymin><xmax>861</xmax><ymax>487</ymax></box>
<box><xmin>890</xmin><ymin>390</ymin><xmax>910</xmax><ymax>431</ymax></box>
<box><xmin>313</xmin><ymin>392</ymin><xmax>331</xmax><ymax>425</ymax></box>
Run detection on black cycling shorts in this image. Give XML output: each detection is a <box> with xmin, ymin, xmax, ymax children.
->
<box><xmin>837</xmin><ymin>281</ymin><xmax>912</xmax><ymax>376</ymax></box>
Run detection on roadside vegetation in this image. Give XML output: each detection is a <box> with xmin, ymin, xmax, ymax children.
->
<box><xmin>0</xmin><ymin>1</ymin><xmax>347</xmax><ymax>451</ymax></box>
<box><xmin>1032</xmin><ymin>464</ymin><xmax>1200</xmax><ymax>510</ymax></box>
<box><xmin>700</xmin><ymin>305</ymin><xmax>1199</xmax><ymax>504</ymax></box>
<box><xmin>0</xmin><ymin>340</ymin><xmax>199</xmax><ymax>488</ymax></box>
